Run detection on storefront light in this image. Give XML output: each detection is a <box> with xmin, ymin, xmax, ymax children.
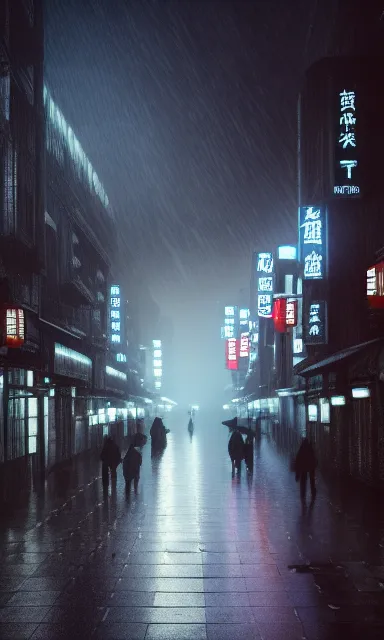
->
<box><xmin>330</xmin><ymin>395</ymin><xmax>346</xmax><ymax>406</ymax></box>
<box><xmin>352</xmin><ymin>387</ymin><xmax>370</xmax><ymax>399</ymax></box>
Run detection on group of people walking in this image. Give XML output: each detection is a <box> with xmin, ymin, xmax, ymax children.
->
<box><xmin>100</xmin><ymin>416</ymin><xmax>168</xmax><ymax>492</ymax></box>
<box><xmin>228</xmin><ymin>425</ymin><xmax>317</xmax><ymax>503</ymax></box>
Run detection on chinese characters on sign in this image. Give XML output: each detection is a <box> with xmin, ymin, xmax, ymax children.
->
<box><xmin>226</xmin><ymin>338</ymin><xmax>239</xmax><ymax>370</ymax></box>
<box><xmin>285</xmin><ymin>300</ymin><xmax>297</xmax><ymax>327</ymax></box>
<box><xmin>257</xmin><ymin>252</ymin><xmax>274</xmax><ymax>317</ymax></box>
<box><xmin>153</xmin><ymin>340</ymin><xmax>162</xmax><ymax>390</ymax></box>
<box><xmin>5</xmin><ymin>308</ymin><xmax>25</xmax><ymax>348</ymax></box>
<box><xmin>239</xmin><ymin>332</ymin><xmax>249</xmax><ymax>358</ymax></box>
<box><xmin>239</xmin><ymin>308</ymin><xmax>249</xmax><ymax>326</ymax></box>
<box><xmin>334</xmin><ymin>89</ymin><xmax>360</xmax><ymax>197</ymax></box>
<box><xmin>299</xmin><ymin>206</ymin><xmax>326</xmax><ymax>280</ymax></box>
<box><xmin>304</xmin><ymin>301</ymin><xmax>327</xmax><ymax>345</ymax></box>
<box><xmin>223</xmin><ymin>305</ymin><xmax>237</xmax><ymax>339</ymax></box>
<box><xmin>109</xmin><ymin>285</ymin><xmax>121</xmax><ymax>344</ymax></box>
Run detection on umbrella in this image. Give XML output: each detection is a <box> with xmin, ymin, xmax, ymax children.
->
<box><xmin>221</xmin><ymin>418</ymin><xmax>254</xmax><ymax>437</ymax></box>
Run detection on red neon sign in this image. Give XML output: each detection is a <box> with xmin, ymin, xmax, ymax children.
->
<box><xmin>226</xmin><ymin>338</ymin><xmax>239</xmax><ymax>370</ymax></box>
<box><xmin>4</xmin><ymin>307</ymin><xmax>25</xmax><ymax>348</ymax></box>
<box><xmin>272</xmin><ymin>298</ymin><xmax>297</xmax><ymax>333</ymax></box>
<box><xmin>367</xmin><ymin>262</ymin><xmax>384</xmax><ymax>309</ymax></box>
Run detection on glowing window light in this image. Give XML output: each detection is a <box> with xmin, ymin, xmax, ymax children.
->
<box><xmin>308</xmin><ymin>404</ymin><xmax>318</xmax><ymax>421</ymax></box>
<box><xmin>352</xmin><ymin>387</ymin><xmax>370</xmax><ymax>399</ymax></box>
<box><xmin>54</xmin><ymin>343</ymin><xmax>91</xmax><ymax>367</ymax></box>
<box><xmin>331</xmin><ymin>395</ymin><xmax>346</xmax><ymax>406</ymax></box>
<box><xmin>154</xmin><ymin>369</ymin><xmax>162</xmax><ymax>377</ymax></box>
<box><xmin>154</xmin><ymin>349</ymin><xmax>162</xmax><ymax>358</ymax></box>
<box><xmin>105</xmin><ymin>366</ymin><xmax>127</xmax><ymax>381</ymax></box>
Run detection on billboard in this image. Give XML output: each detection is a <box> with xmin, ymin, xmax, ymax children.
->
<box><xmin>226</xmin><ymin>338</ymin><xmax>239</xmax><ymax>370</ymax></box>
<box><xmin>299</xmin><ymin>206</ymin><xmax>327</xmax><ymax>280</ymax></box>
<box><xmin>334</xmin><ymin>88</ymin><xmax>360</xmax><ymax>197</ymax></box>
<box><xmin>257</xmin><ymin>252</ymin><xmax>274</xmax><ymax>317</ymax></box>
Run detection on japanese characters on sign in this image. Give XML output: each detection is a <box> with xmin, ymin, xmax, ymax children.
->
<box><xmin>239</xmin><ymin>308</ymin><xmax>249</xmax><ymax>326</ymax></box>
<box><xmin>299</xmin><ymin>206</ymin><xmax>327</xmax><ymax>280</ymax></box>
<box><xmin>285</xmin><ymin>300</ymin><xmax>297</xmax><ymax>327</ymax></box>
<box><xmin>239</xmin><ymin>332</ymin><xmax>249</xmax><ymax>358</ymax></box>
<box><xmin>153</xmin><ymin>339</ymin><xmax>162</xmax><ymax>390</ymax></box>
<box><xmin>223</xmin><ymin>305</ymin><xmax>237</xmax><ymax>339</ymax></box>
<box><xmin>226</xmin><ymin>338</ymin><xmax>239</xmax><ymax>370</ymax></box>
<box><xmin>304</xmin><ymin>301</ymin><xmax>327</xmax><ymax>345</ymax></box>
<box><xmin>5</xmin><ymin>308</ymin><xmax>25</xmax><ymax>348</ymax></box>
<box><xmin>334</xmin><ymin>89</ymin><xmax>360</xmax><ymax>197</ymax></box>
<box><xmin>110</xmin><ymin>285</ymin><xmax>122</xmax><ymax>345</ymax></box>
<box><xmin>257</xmin><ymin>252</ymin><xmax>274</xmax><ymax>318</ymax></box>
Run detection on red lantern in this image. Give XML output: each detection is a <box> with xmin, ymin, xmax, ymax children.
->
<box><xmin>4</xmin><ymin>307</ymin><xmax>25</xmax><ymax>348</ymax></box>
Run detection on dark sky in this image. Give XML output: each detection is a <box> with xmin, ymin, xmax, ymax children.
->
<box><xmin>45</xmin><ymin>0</ymin><xmax>337</xmax><ymax>406</ymax></box>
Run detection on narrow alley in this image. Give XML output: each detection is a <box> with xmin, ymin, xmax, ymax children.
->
<box><xmin>1</xmin><ymin>418</ymin><xmax>384</xmax><ymax>640</ymax></box>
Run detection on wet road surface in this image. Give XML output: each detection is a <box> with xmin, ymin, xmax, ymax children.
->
<box><xmin>1</xmin><ymin>417</ymin><xmax>384</xmax><ymax>639</ymax></box>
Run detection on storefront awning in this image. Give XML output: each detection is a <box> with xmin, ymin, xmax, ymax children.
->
<box><xmin>297</xmin><ymin>338</ymin><xmax>384</xmax><ymax>377</ymax></box>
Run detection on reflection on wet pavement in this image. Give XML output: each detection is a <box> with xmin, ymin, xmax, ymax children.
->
<box><xmin>1</xmin><ymin>417</ymin><xmax>384</xmax><ymax>639</ymax></box>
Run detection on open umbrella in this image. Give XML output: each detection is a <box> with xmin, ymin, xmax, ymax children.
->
<box><xmin>221</xmin><ymin>418</ymin><xmax>254</xmax><ymax>437</ymax></box>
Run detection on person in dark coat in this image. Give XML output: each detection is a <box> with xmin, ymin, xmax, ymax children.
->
<box><xmin>295</xmin><ymin>437</ymin><xmax>317</xmax><ymax>501</ymax></box>
<box><xmin>228</xmin><ymin>430</ymin><xmax>244</xmax><ymax>474</ymax></box>
<box><xmin>150</xmin><ymin>417</ymin><xmax>167</xmax><ymax>449</ymax></box>
<box><xmin>243</xmin><ymin>434</ymin><xmax>254</xmax><ymax>472</ymax></box>
<box><xmin>123</xmin><ymin>444</ymin><xmax>142</xmax><ymax>493</ymax></box>
<box><xmin>100</xmin><ymin>436</ymin><xmax>121</xmax><ymax>484</ymax></box>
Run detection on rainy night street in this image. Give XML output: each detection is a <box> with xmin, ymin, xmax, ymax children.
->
<box><xmin>1</xmin><ymin>419</ymin><xmax>384</xmax><ymax>640</ymax></box>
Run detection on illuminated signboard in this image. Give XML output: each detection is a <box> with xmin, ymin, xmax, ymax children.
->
<box><xmin>223</xmin><ymin>305</ymin><xmax>237</xmax><ymax>339</ymax></box>
<box><xmin>153</xmin><ymin>340</ymin><xmax>162</xmax><ymax>390</ymax></box>
<box><xmin>5</xmin><ymin>308</ymin><xmax>25</xmax><ymax>348</ymax></box>
<box><xmin>334</xmin><ymin>88</ymin><xmax>360</xmax><ymax>197</ymax></box>
<box><xmin>239</xmin><ymin>309</ymin><xmax>249</xmax><ymax>326</ymax></box>
<box><xmin>116</xmin><ymin>353</ymin><xmax>127</xmax><ymax>363</ymax></box>
<box><xmin>239</xmin><ymin>332</ymin><xmax>249</xmax><ymax>358</ymax></box>
<box><xmin>272</xmin><ymin>298</ymin><xmax>297</xmax><ymax>333</ymax></box>
<box><xmin>110</xmin><ymin>285</ymin><xmax>122</xmax><ymax>345</ymax></box>
<box><xmin>257</xmin><ymin>252</ymin><xmax>274</xmax><ymax>317</ymax></box>
<box><xmin>299</xmin><ymin>206</ymin><xmax>327</xmax><ymax>280</ymax></box>
<box><xmin>226</xmin><ymin>338</ymin><xmax>239</xmax><ymax>370</ymax></box>
<box><xmin>278</xmin><ymin>245</ymin><xmax>297</xmax><ymax>260</ymax></box>
<box><xmin>304</xmin><ymin>300</ymin><xmax>327</xmax><ymax>345</ymax></box>
<box><xmin>367</xmin><ymin>263</ymin><xmax>384</xmax><ymax>309</ymax></box>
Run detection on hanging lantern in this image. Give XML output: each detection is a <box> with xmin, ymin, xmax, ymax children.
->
<box><xmin>4</xmin><ymin>307</ymin><xmax>25</xmax><ymax>348</ymax></box>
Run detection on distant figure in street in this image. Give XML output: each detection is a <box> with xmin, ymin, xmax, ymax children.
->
<box><xmin>150</xmin><ymin>417</ymin><xmax>167</xmax><ymax>450</ymax></box>
<box><xmin>244</xmin><ymin>434</ymin><xmax>254</xmax><ymax>473</ymax></box>
<box><xmin>100</xmin><ymin>436</ymin><xmax>121</xmax><ymax>485</ymax></box>
<box><xmin>228</xmin><ymin>430</ymin><xmax>244</xmax><ymax>474</ymax></box>
<box><xmin>188</xmin><ymin>417</ymin><xmax>194</xmax><ymax>432</ymax></box>
<box><xmin>295</xmin><ymin>437</ymin><xmax>317</xmax><ymax>502</ymax></box>
<box><xmin>123</xmin><ymin>443</ymin><xmax>142</xmax><ymax>493</ymax></box>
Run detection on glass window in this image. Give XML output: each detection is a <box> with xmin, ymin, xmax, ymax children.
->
<box><xmin>28</xmin><ymin>436</ymin><xmax>37</xmax><ymax>454</ymax></box>
<box><xmin>27</xmin><ymin>371</ymin><xmax>34</xmax><ymax>387</ymax></box>
<box><xmin>28</xmin><ymin>417</ymin><xmax>38</xmax><ymax>436</ymax></box>
<box><xmin>320</xmin><ymin>398</ymin><xmax>330</xmax><ymax>424</ymax></box>
<box><xmin>28</xmin><ymin>397</ymin><xmax>38</xmax><ymax>418</ymax></box>
<box><xmin>308</xmin><ymin>404</ymin><xmax>318</xmax><ymax>422</ymax></box>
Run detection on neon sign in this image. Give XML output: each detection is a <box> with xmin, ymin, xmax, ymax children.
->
<box><xmin>299</xmin><ymin>206</ymin><xmax>327</xmax><ymax>280</ymax></box>
<box><xmin>110</xmin><ymin>285</ymin><xmax>121</xmax><ymax>344</ymax></box>
<box><xmin>257</xmin><ymin>252</ymin><xmax>274</xmax><ymax>317</ymax></box>
<box><xmin>334</xmin><ymin>89</ymin><xmax>360</xmax><ymax>197</ymax></box>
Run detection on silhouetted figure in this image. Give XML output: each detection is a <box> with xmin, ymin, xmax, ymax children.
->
<box><xmin>295</xmin><ymin>438</ymin><xmax>317</xmax><ymax>502</ymax></box>
<box><xmin>228</xmin><ymin>430</ymin><xmax>244</xmax><ymax>474</ymax></box>
<box><xmin>244</xmin><ymin>435</ymin><xmax>254</xmax><ymax>472</ymax></box>
<box><xmin>188</xmin><ymin>417</ymin><xmax>194</xmax><ymax>432</ymax></box>
<box><xmin>123</xmin><ymin>444</ymin><xmax>142</xmax><ymax>493</ymax></box>
<box><xmin>100</xmin><ymin>436</ymin><xmax>121</xmax><ymax>485</ymax></box>
<box><xmin>150</xmin><ymin>417</ymin><xmax>167</xmax><ymax>450</ymax></box>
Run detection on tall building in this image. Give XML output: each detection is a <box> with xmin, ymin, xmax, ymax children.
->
<box><xmin>0</xmin><ymin>0</ymin><xmax>45</xmax><ymax>496</ymax></box>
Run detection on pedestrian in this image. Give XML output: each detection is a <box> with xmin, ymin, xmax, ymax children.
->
<box><xmin>228</xmin><ymin>429</ymin><xmax>244</xmax><ymax>474</ymax></box>
<box><xmin>244</xmin><ymin>434</ymin><xmax>254</xmax><ymax>472</ymax></box>
<box><xmin>123</xmin><ymin>443</ymin><xmax>142</xmax><ymax>493</ymax></box>
<box><xmin>100</xmin><ymin>436</ymin><xmax>121</xmax><ymax>485</ymax></box>
<box><xmin>295</xmin><ymin>437</ymin><xmax>317</xmax><ymax>502</ymax></box>
<box><xmin>150</xmin><ymin>417</ymin><xmax>167</xmax><ymax>450</ymax></box>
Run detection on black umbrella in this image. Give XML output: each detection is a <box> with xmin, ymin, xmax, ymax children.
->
<box><xmin>222</xmin><ymin>418</ymin><xmax>254</xmax><ymax>437</ymax></box>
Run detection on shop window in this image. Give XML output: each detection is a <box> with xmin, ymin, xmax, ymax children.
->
<box><xmin>320</xmin><ymin>398</ymin><xmax>330</xmax><ymax>424</ymax></box>
<box><xmin>308</xmin><ymin>404</ymin><xmax>318</xmax><ymax>422</ymax></box>
<box><xmin>28</xmin><ymin>397</ymin><xmax>38</xmax><ymax>454</ymax></box>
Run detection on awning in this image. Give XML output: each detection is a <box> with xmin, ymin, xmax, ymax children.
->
<box><xmin>297</xmin><ymin>338</ymin><xmax>384</xmax><ymax>377</ymax></box>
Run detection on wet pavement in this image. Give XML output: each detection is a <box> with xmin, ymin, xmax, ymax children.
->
<box><xmin>1</xmin><ymin>417</ymin><xmax>384</xmax><ymax>639</ymax></box>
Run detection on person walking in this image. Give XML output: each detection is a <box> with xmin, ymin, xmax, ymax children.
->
<box><xmin>295</xmin><ymin>437</ymin><xmax>317</xmax><ymax>502</ymax></box>
<box><xmin>100</xmin><ymin>436</ymin><xmax>121</xmax><ymax>485</ymax></box>
<box><xmin>123</xmin><ymin>443</ymin><xmax>142</xmax><ymax>493</ymax></box>
<box><xmin>228</xmin><ymin>429</ymin><xmax>244</xmax><ymax>475</ymax></box>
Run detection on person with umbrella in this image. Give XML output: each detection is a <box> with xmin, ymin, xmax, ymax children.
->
<box><xmin>228</xmin><ymin>429</ymin><xmax>244</xmax><ymax>475</ymax></box>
